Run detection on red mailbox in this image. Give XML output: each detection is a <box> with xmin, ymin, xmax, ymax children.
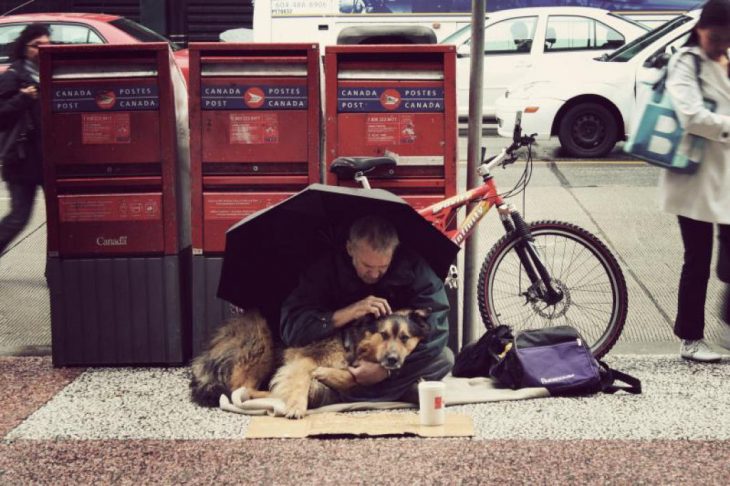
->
<box><xmin>40</xmin><ymin>44</ymin><xmax>191</xmax><ymax>366</ymax></box>
<box><xmin>325</xmin><ymin>45</ymin><xmax>457</xmax><ymax>208</ymax></box>
<box><xmin>188</xmin><ymin>43</ymin><xmax>320</xmax><ymax>354</ymax></box>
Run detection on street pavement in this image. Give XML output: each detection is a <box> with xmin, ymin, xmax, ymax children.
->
<box><xmin>1</xmin><ymin>137</ymin><xmax>729</xmax><ymax>483</ymax></box>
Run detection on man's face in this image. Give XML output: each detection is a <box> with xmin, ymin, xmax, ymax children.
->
<box><xmin>347</xmin><ymin>240</ymin><xmax>394</xmax><ymax>285</ymax></box>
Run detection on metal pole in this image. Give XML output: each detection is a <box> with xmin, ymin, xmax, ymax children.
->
<box><xmin>462</xmin><ymin>0</ymin><xmax>486</xmax><ymax>346</ymax></box>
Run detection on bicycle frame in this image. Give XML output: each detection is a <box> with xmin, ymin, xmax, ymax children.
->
<box><xmin>417</xmin><ymin>177</ymin><xmax>505</xmax><ymax>247</ymax></box>
<box><xmin>414</xmin><ymin>141</ymin><xmax>564</xmax><ymax>304</ymax></box>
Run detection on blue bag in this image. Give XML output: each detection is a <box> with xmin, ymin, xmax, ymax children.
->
<box><xmin>625</xmin><ymin>52</ymin><xmax>715</xmax><ymax>174</ymax></box>
<box><xmin>489</xmin><ymin>326</ymin><xmax>641</xmax><ymax>396</ymax></box>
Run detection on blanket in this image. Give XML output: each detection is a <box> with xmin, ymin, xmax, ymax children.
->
<box><xmin>220</xmin><ymin>376</ymin><xmax>549</xmax><ymax>416</ymax></box>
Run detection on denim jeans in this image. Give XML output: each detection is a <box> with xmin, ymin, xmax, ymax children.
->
<box><xmin>0</xmin><ymin>182</ymin><xmax>39</xmax><ymax>255</ymax></box>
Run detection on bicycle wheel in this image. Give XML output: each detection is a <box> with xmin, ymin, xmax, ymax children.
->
<box><xmin>477</xmin><ymin>220</ymin><xmax>628</xmax><ymax>358</ymax></box>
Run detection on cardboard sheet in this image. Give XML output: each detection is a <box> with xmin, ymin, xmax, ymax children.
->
<box><xmin>245</xmin><ymin>412</ymin><xmax>474</xmax><ymax>439</ymax></box>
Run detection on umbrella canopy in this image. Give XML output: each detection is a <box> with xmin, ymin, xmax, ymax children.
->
<box><xmin>217</xmin><ymin>184</ymin><xmax>460</xmax><ymax>311</ymax></box>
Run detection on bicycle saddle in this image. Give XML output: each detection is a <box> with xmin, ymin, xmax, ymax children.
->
<box><xmin>329</xmin><ymin>156</ymin><xmax>397</xmax><ymax>179</ymax></box>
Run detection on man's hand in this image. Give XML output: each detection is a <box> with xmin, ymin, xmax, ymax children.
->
<box><xmin>332</xmin><ymin>295</ymin><xmax>391</xmax><ymax>328</ymax></box>
<box><xmin>20</xmin><ymin>85</ymin><xmax>38</xmax><ymax>100</ymax></box>
<box><xmin>348</xmin><ymin>361</ymin><xmax>389</xmax><ymax>386</ymax></box>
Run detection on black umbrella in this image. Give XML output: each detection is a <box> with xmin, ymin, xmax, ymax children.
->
<box><xmin>217</xmin><ymin>183</ymin><xmax>460</xmax><ymax>312</ymax></box>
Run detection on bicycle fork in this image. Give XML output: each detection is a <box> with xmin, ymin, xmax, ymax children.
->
<box><xmin>500</xmin><ymin>208</ymin><xmax>564</xmax><ymax>306</ymax></box>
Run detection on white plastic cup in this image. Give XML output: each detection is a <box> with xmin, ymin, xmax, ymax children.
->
<box><xmin>418</xmin><ymin>381</ymin><xmax>446</xmax><ymax>426</ymax></box>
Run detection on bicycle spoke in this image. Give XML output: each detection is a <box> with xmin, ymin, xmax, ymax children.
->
<box><xmin>479</xmin><ymin>223</ymin><xmax>627</xmax><ymax>359</ymax></box>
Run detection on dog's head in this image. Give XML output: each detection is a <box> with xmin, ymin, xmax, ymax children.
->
<box><xmin>345</xmin><ymin>309</ymin><xmax>431</xmax><ymax>370</ymax></box>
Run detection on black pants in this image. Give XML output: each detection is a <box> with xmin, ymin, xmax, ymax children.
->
<box><xmin>0</xmin><ymin>182</ymin><xmax>39</xmax><ymax>255</ymax></box>
<box><xmin>674</xmin><ymin>216</ymin><xmax>730</xmax><ymax>340</ymax></box>
<box><xmin>341</xmin><ymin>346</ymin><xmax>455</xmax><ymax>403</ymax></box>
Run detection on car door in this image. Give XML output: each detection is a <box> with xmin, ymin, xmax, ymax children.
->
<box><xmin>481</xmin><ymin>15</ymin><xmax>540</xmax><ymax>117</ymax></box>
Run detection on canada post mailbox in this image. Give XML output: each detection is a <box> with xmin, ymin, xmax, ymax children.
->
<box><xmin>188</xmin><ymin>43</ymin><xmax>320</xmax><ymax>354</ymax></box>
<box><xmin>325</xmin><ymin>45</ymin><xmax>457</xmax><ymax>208</ymax></box>
<box><xmin>39</xmin><ymin>44</ymin><xmax>191</xmax><ymax>366</ymax></box>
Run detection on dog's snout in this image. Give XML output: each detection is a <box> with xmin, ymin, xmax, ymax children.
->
<box><xmin>384</xmin><ymin>354</ymin><xmax>400</xmax><ymax>368</ymax></box>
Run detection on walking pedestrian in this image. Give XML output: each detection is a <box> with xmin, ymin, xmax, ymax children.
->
<box><xmin>0</xmin><ymin>23</ymin><xmax>50</xmax><ymax>256</ymax></box>
<box><xmin>660</xmin><ymin>0</ymin><xmax>730</xmax><ymax>362</ymax></box>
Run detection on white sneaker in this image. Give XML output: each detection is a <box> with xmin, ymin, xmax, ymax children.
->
<box><xmin>680</xmin><ymin>339</ymin><xmax>722</xmax><ymax>363</ymax></box>
<box><xmin>718</xmin><ymin>325</ymin><xmax>730</xmax><ymax>351</ymax></box>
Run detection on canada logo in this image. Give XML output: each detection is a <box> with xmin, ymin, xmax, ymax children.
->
<box><xmin>95</xmin><ymin>90</ymin><xmax>117</xmax><ymax>110</ymax></box>
<box><xmin>244</xmin><ymin>87</ymin><xmax>266</xmax><ymax>109</ymax></box>
<box><xmin>380</xmin><ymin>88</ymin><xmax>402</xmax><ymax>110</ymax></box>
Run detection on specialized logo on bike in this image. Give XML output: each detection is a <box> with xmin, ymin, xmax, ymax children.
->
<box><xmin>338</xmin><ymin>86</ymin><xmax>444</xmax><ymax>113</ymax></box>
<box><xmin>52</xmin><ymin>84</ymin><xmax>159</xmax><ymax>112</ymax></box>
<box><xmin>201</xmin><ymin>84</ymin><xmax>308</xmax><ymax>110</ymax></box>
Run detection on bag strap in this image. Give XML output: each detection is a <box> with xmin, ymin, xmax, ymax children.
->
<box><xmin>653</xmin><ymin>50</ymin><xmax>702</xmax><ymax>94</ymax></box>
<box><xmin>598</xmin><ymin>360</ymin><xmax>642</xmax><ymax>394</ymax></box>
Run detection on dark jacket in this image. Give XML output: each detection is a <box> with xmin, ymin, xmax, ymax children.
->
<box><xmin>280</xmin><ymin>246</ymin><xmax>450</xmax><ymax>364</ymax></box>
<box><xmin>0</xmin><ymin>59</ymin><xmax>43</xmax><ymax>185</ymax></box>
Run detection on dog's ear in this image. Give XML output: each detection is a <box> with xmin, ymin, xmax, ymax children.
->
<box><xmin>351</xmin><ymin>314</ymin><xmax>378</xmax><ymax>334</ymax></box>
<box><xmin>408</xmin><ymin>308</ymin><xmax>432</xmax><ymax>337</ymax></box>
<box><xmin>344</xmin><ymin>314</ymin><xmax>377</xmax><ymax>348</ymax></box>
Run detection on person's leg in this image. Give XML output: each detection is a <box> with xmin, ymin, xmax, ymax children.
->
<box><xmin>341</xmin><ymin>347</ymin><xmax>455</xmax><ymax>403</ymax></box>
<box><xmin>717</xmin><ymin>223</ymin><xmax>730</xmax><ymax>285</ymax></box>
<box><xmin>0</xmin><ymin>182</ymin><xmax>37</xmax><ymax>255</ymax></box>
<box><xmin>717</xmin><ymin>224</ymin><xmax>730</xmax><ymax>350</ymax></box>
<box><xmin>397</xmin><ymin>347</ymin><xmax>455</xmax><ymax>404</ymax></box>
<box><xmin>674</xmin><ymin>216</ymin><xmax>713</xmax><ymax>340</ymax></box>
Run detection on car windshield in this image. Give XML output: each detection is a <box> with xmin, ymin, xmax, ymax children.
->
<box><xmin>108</xmin><ymin>17</ymin><xmax>181</xmax><ymax>51</ymax></box>
<box><xmin>603</xmin><ymin>13</ymin><xmax>693</xmax><ymax>62</ymax></box>
<box><xmin>440</xmin><ymin>23</ymin><xmax>472</xmax><ymax>45</ymax></box>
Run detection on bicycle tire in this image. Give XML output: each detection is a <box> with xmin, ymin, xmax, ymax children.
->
<box><xmin>477</xmin><ymin>220</ymin><xmax>628</xmax><ymax>359</ymax></box>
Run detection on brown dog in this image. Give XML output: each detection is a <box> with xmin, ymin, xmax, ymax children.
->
<box><xmin>270</xmin><ymin>309</ymin><xmax>430</xmax><ymax>419</ymax></box>
<box><xmin>189</xmin><ymin>309</ymin><xmax>430</xmax><ymax>417</ymax></box>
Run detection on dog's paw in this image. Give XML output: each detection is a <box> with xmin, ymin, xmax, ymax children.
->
<box><xmin>284</xmin><ymin>399</ymin><xmax>307</xmax><ymax>419</ymax></box>
<box><xmin>312</xmin><ymin>366</ymin><xmax>330</xmax><ymax>381</ymax></box>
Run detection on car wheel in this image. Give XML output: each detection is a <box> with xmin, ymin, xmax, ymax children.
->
<box><xmin>558</xmin><ymin>102</ymin><xmax>618</xmax><ymax>158</ymax></box>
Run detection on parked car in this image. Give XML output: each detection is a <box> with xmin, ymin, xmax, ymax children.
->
<box><xmin>0</xmin><ymin>13</ymin><xmax>189</xmax><ymax>80</ymax></box>
<box><xmin>440</xmin><ymin>6</ymin><xmax>648</xmax><ymax>119</ymax></box>
<box><xmin>495</xmin><ymin>10</ymin><xmax>700</xmax><ymax>158</ymax></box>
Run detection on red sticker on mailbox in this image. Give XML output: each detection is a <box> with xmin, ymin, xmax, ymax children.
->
<box><xmin>366</xmin><ymin>114</ymin><xmax>417</xmax><ymax>145</ymax></box>
<box><xmin>59</xmin><ymin>195</ymin><xmax>161</xmax><ymax>222</ymax></box>
<box><xmin>434</xmin><ymin>396</ymin><xmax>443</xmax><ymax>409</ymax></box>
<box><xmin>82</xmin><ymin>113</ymin><xmax>131</xmax><ymax>144</ymax></box>
<box><xmin>229</xmin><ymin>113</ymin><xmax>279</xmax><ymax>144</ymax></box>
<box><xmin>205</xmin><ymin>194</ymin><xmax>289</xmax><ymax>221</ymax></box>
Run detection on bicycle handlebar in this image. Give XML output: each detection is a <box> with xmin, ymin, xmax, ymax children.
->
<box><xmin>479</xmin><ymin>112</ymin><xmax>536</xmax><ymax>174</ymax></box>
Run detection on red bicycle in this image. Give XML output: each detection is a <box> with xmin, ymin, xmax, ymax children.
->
<box><xmin>331</xmin><ymin>117</ymin><xmax>628</xmax><ymax>359</ymax></box>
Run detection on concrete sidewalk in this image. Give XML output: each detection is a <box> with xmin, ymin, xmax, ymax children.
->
<box><xmin>1</xmin><ymin>355</ymin><xmax>729</xmax><ymax>483</ymax></box>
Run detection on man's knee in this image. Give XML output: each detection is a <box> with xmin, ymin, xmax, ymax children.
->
<box><xmin>420</xmin><ymin>347</ymin><xmax>454</xmax><ymax>381</ymax></box>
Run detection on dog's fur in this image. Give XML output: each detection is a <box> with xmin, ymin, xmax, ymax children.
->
<box><xmin>190</xmin><ymin>309</ymin><xmax>276</xmax><ymax>407</ymax></box>
<box><xmin>190</xmin><ymin>309</ymin><xmax>430</xmax><ymax>418</ymax></box>
<box><xmin>272</xmin><ymin>309</ymin><xmax>430</xmax><ymax>418</ymax></box>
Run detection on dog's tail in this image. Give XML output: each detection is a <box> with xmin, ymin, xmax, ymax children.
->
<box><xmin>189</xmin><ymin>309</ymin><xmax>275</xmax><ymax>407</ymax></box>
<box><xmin>190</xmin><ymin>351</ymin><xmax>234</xmax><ymax>407</ymax></box>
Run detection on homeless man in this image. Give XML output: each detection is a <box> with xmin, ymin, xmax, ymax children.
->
<box><xmin>280</xmin><ymin>215</ymin><xmax>453</xmax><ymax>403</ymax></box>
